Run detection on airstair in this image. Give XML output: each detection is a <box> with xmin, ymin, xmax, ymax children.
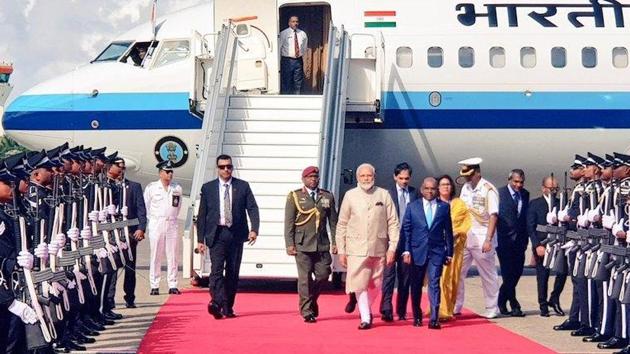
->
<box><xmin>182</xmin><ymin>23</ymin><xmax>351</xmax><ymax>279</ymax></box>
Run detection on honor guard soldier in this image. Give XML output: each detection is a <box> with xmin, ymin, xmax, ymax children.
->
<box><xmin>144</xmin><ymin>160</ymin><xmax>183</xmax><ymax>295</ymax></box>
<box><xmin>454</xmin><ymin>157</ymin><xmax>501</xmax><ymax>319</ymax></box>
<box><xmin>284</xmin><ymin>166</ymin><xmax>338</xmax><ymax>323</ymax></box>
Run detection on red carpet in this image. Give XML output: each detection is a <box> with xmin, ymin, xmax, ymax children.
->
<box><xmin>139</xmin><ymin>289</ymin><xmax>555</xmax><ymax>354</ymax></box>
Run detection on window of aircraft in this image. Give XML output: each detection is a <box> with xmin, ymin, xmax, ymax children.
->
<box><xmin>459</xmin><ymin>47</ymin><xmax>474</xmax><ymax>68</ymax></box>
<box><xmin>613</xmin><ymin>47</ymin><xmax>628</xmax><ymax>68</ymax></box>
<box><xmin>520</xmin><ymin>47</ymin><xmax>536</xmax><ymax>68</ymax></box>
<box><xmin>551</xmin><ymin>47</ymin><xmax>567</xmax><ymax>68</ymax></box>
<box><xmin>582</xmin><ymin>47</ymin><xmax>597</xmax><ymax>68</ymax></box>
<box><xmin>0</xmin><ymin>74</ymin><xmax>9</xmax><ymax>84</ymax></box>
<box><xmin>122</xmin><ymin>41</ymin><xmax>158</xmax><ymax>66</ymax></box>
<box><xmin>93</xmin><ymin>41</ymin><xmax>133</xmax><ymax>62</ymax></box>
<box><xmin>396</xmin><ymin>47</ymin><xmax>413</xmax><ymax>68</ymax></box>
<box><xmin>427</xmin><ymin>47</ymin><xmax>443</xmax><ymax>68</ymax></box>
<box><xmin>489</xmin><ymin>47</ymin><xmax>505</xmax><ymax>68</ymax></box>
<box><xmin>154</xmin><ymin>40</ymin><xmax>191</xmax><ymax>67</ymax></box>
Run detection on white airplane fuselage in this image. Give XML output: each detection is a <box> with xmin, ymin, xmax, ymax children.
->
<box><xmin>5</xmin><ymin>0</ymin><xmax>630</xmax><ymax>193</ymax></box>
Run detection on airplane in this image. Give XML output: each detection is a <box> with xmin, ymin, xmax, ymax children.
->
<box><xmin>4</xmin><ymin>0</ymin><xmax>630</xmax><ymax>279</ymax></box>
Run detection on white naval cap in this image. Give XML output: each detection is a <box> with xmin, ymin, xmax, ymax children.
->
<box><xmin>458</xmin><ymin>157</ymin><xmax>483</xmax><ymax>176</ymax></box>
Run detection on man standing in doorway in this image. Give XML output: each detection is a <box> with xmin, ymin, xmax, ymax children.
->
<box><xmin>279</xmin><ymin>16</ymin><xmax>307</xmax><ymax>94</ymax></box>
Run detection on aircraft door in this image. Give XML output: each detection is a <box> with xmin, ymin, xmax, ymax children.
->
<box><xmin>190</xmin><ymin>31</ymin><xmax>212</xmax><ymax>116</ymax></box>
<box><xmin>214</xmin><ymin>0</ymin><xmax>279</xmax><ymax>93</ymax></box>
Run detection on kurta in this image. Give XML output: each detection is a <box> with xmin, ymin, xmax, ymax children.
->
<box><xmin>336</xmin><ymin>186</ymin><xmax>399</xmax><ymax>293</ymax></box>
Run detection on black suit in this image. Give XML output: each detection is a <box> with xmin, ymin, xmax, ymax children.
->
<box><xmin>197</xmin><ymin>177</ymin><xmax>260</xmax><ymax>314</ymax></box>
<box><xmin>497</xmin><ymin>185</ymin><xmax>530</xmax><ymax>310</ymax></box>
<box><xmin>122</xmin><ymin>179</ymin><xmax>147</xmax><ymax>304</ymax></box>
<box><xmin>380</xmin><ymin>185</ymin><xmax>417</xmax><ymax>318</ymax></box>
<box><xmin>527</xmin><ymin>196</ymin><xmax>566</xmax><ymax>309</ymax></box>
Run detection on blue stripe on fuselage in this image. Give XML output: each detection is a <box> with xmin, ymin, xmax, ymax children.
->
<box><xmin>4</xmin><ymin>91</ymin><xmax>630</xmax><ymax>130</ymax></box>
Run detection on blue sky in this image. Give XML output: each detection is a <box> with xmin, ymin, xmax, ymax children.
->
<box><xmin>1</xmin><ymin>0</ymin><xmax>204</xmax><ymax>104</ymax></box>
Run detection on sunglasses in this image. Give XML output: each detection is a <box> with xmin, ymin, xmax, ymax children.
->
<box><xmin>218</xmin><ymin>164</ymin><xmax>234</xmax><ymax>170</ymax></box>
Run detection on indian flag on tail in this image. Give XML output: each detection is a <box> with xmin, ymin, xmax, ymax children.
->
<box><xmin>364</xmin><ymin>11</ymin><xmax>396</xmax><ymax>28</ymax></box>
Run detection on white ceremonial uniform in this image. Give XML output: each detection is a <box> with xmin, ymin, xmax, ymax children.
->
<box><xmin>279</xmin><ymin>27</ymin><xmax>308</xmax><ymax>58</ymax></box>
<box><xmin>455</xmin><ymin>177</ymin><xmax>500</xmax><ymax>316</ymax></box>
<box><xmin>144</xmin><ymin>180</ymin><xmax>183</xmax><ymax>289</ymax></box>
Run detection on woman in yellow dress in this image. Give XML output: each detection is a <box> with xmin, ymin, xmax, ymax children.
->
<box><xmin>437</xmin><ymin>175</ymin><xmax>471</xmax><ymax>321</ymax></box>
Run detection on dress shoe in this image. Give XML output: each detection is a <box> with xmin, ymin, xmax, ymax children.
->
<box><xmin>358</xmin><ymin>322</ymin><xmax>372</xmax><ymax>330</ymax></box>
<box><xmin>549</xmin><ymin>300</ymin><xmax>565</xmax><ymax>316</ymax></box>
<box><xmin>540</xmin><ymin>307</ymin><xmax>550</xmax><ymax>317</ymax></box>
<box><xmin>428</xmin><ymin>321</ymin><xmax>441</xmax><ymax>330</ymax></box>
<box><xmin>224</xmin><ymin>312</ymin><xmax>237</xmax><ymax>318</ymax></box>
<box><xmin>499</xmin><ymin>305</ymin><xmax>511</xmax><ymax>316</ymax></box>
<box><xmin>613</xmin><ymin>346</ymin><xmax>630</xmax><ymax>354</ymax></box>
<box><xmin>413</xmin><ymin>318</ymin><xmax>423</xmax><ymax>327</ymax></box>
<box><xmin>125</xmin><ymin>302</ymin><xmax>137</xmax><ymax>309</ymax></box>
<box><xmin>84</xmin><ymin>318</ymin><xmax>106</xmax><ymax>331</ymax></box>
<box><xmin>599</xmin><ymin>337</ymin><xmax>629</xmax><ymax>349</ymax></box>
<box><xmin>78</xmin><ymin>325</ymin><xmax>99</xmax><ymax>337</ymax></box>
<box><xmin>381</xmin><ymin>312</ymin><xmax>394</xmax><ymax>322</ymax></box>
<box><xmin>104</xmin><ymin>311</ymin><xmax>123</xmax><ymax>320</ymax></box>
<box><xmin>398</xmin><ymin>315</ymin><xmax>407</xmax><ymax>321</ymax></box>
<box><xmin>169</xmin><ymin>288</ymin><xmax>181</xmax><ymax>295</ymax></box>
<box><xmin>571</xmin><ymin>326</ymin><xmax>595</xmax><ymax>336</ymax></box>
<box><xmin>150</xmin><ymin>288</ymin><xmax>159</xmax><ymax>296</ymax></box>
<box><xmin>583</xmin><ymin>333</ymin><xmax>610</xmax><ymax>342</ymax></box>
<box><xmin>304</xmin><ymin>315</ymin><xmax>317</xmax><ymax>323</ymax></box>
<box><xmin>553</xmin><ymin>320</ymin><xmax>581</xmax><ymax>331</ymax></box>
<box><xmin>345</xmin><ymin>297</ymin><xmax>357</xmax><ymax>313</ymax></box>
<box><xmin>61</xmin><ymin>340</ymin><xmax>86</xmax><ymax>351</ymax></box>
<box><xmin>510</xmin><ymin>308</ymin><xmax>526</xmax><ymax>317</ymax></box>
<box><xmin>207</xmin><ymin>302</ymin><xmax>224</xmax><ymax>319</ymax></box>
<box><xmin>483</xmin><ymin>310</ymin><xmax>498</xmax><ymax>319</ymax></box>
<box><xmin>71</xmin><ymin>333</ymin><xmax>96</xmax><ymax>344</ymax></box>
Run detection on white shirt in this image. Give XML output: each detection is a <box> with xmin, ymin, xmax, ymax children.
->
<box><xmin>144</xmin><ymin>180</ymin><xmax>183</xmax><ymax>220</ymax></box>
<box><xmin>460</xmin><ymin>177</ymin><xmax>499</xmax><ymax>248</ymax></box>
<box><xmin>279</xmin><ymin>27</ymin><xmax>308</xmax><ymax>58</ymax></box>
<box><xmin>422</xmin><ymin>198</ymin><xmax>437</xmax><ymax>224</ymax></box>
<box><xmin>219</xmin><ymin>178</ymin><xmax>233</xmax><ymax>226</ymax></box>
<box><xmin>543</xmin><ymin>193</ymin><xmax>552</xmax><ymax>210</ymax></box>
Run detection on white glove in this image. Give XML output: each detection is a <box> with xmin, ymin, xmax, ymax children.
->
<box><xmin>106</xmin><ymin>244</ymin><xmax>119</xmax><ymax>254</ymax></box>
<box><xmin>48</xmin><ymin>242</ymin><xmax>60</xmax><ymax>257</ymax></box>
<box><xmin>73</xmin><ymin>270</ymin><xmax>87</xmax><ymax>282</ymax></box>
<box><xmin>54</xmin><ymin>233</ymin><xmax>66</xmax><ymax>247</ymax></box>
<box><xmin>88</xmin><ymin>211</ymin><xmax>99</xmax><ymax>222</ymax></box>
<box><xmin>80</xmin><ymin>228</ymin><xmax>92</xmax><ymax>240</ymax></box>
<box><xmin>8</xmin><ymin>300</ymin><xmax>37</xmax><ymax>324</ymax></box>
<box><xmin>94</xmin><ymin>248</ymin><xmax>108</xmax><ymax>259</ymax></box>
<box><xmin>51</xmin><ymin>281</ymin><xmax>65</xmax><ymax>293</ymax></box>
<box><xmin>67</xmin><ymin>279</ymin><xmax>76</xmax><ymax>290</ymax></box>
<box><xmin>587</xmin><ymin>209</ymin><xmax>601</xmax><ymax>223</ymax></box>
<box><xmin>118</xmin><ymin>241</ymin><xmax>128</xmax><ymax>251</ymax></box>
<box><xmin>603</xmin><ymin>212</ymin><xmax>616</xmax><ymax>229</ymax></box>
<box><xmin>98</xmin><ymin>210</ymin><xmax>108</xmax><ymax>222</ymax></box>
<box><xmin>67</xmin><ymin>228</ymin><xmax>80</xmax><ymax>242</ymax></box>
<box><xmin>561</xmin><ymin>240</ymin><xmax>576</xmax><ymax>250</ymax></box>
<box><xmin>34</xmin><ymin>243</ymin><xmax>49</xmax><ymax>261</ymax></box>
<box><xmin>558</xmin><ymin>208</ymin><xmax>569</xmax><ymax>222</ymax></box>
<box><xmin>613</xmin><ymin>219</ymin><xmax>626</xmax><ymax>239</ymax></box>
<box><xmin>121</xmin><ymin>206</ymin><xmax>128</xmax><ymax>217</ymax></box>
<box><xmin>577</xmin><ymin>211</ymin><xmax>590</xmax><ymax>228</ymax></box>
<box><xmin>107</xmin><ymin>204</ymin><xmax>116</xmax><ymax>216</ymax></box>
<box><xmin>546</xmin><ymin>207</ymin><xmax>558</xmax><ymax>225</ymax></box>
<box><xmin>17</xmin><ymin>251</ymin><xmax>34</xmax><ymax>270</ymax></box>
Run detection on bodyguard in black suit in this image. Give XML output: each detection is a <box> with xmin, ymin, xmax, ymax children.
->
<box><xmin>380</xmin><ymin>162</ymin><xmax>417</xmax><ymax>322</ymax></box>
<box><xmin>527</xmin><ymin>176</ymin><xmax>566</xmax><ymax>317</ymax></box>
<box><xmin>121</xmin><ymin>171</ymin><xmax>147</xmax><ymax>308</ymax></box>
<box><xmin>497</xmin><ymin>169</ymin><xmax>530</xmax><ymax>317</ymax></box>
<box><xmin>197</xmin><ymin>154</ymin><xmax>260</xmax><ymax>319</ymax></box>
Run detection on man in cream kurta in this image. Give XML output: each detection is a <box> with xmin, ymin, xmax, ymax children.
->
<box><xmin>336</xmin><ymin>163</ymin><xmax>399</xmax><ymax>329</ymax></box>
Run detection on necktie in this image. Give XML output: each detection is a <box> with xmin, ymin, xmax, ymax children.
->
<box><xmin>224</xmin><ymin>184</ymin><xmax>232</xmax><ymax>227</ymax></box>
<box><xmin>294</xmin><ymin>30</ymin><xmax>300</xmax><ymax>58</ymax></box>
<box><xmin>310</xmin><ymin>191</ymin><xmax>316</xmax><ymax>202</ymax></box>
<box><xmin>513</xmin><ymin>192</ymin><xmax>521</xmax><ymax>216</ymax></box>
<box><xmin>426</xmin><ymin>201</ymin><xmax>433</xmax><ymax>228</ymax></box>
<box><xmin>399</xmin><ymin>190</ymin><xmax>407</xmax><ymax>221</ymax></box>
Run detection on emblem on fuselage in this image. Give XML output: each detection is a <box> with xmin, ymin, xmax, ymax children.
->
<box><xmin>154</xmin><ymin>136</ymin><xmax>189</xmax><ymax>168</ymax></box>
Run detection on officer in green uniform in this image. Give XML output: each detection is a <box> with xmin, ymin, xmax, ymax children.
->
<box><xmin>284</xmin><ymin>166</ymin><xmax>338</xmax><ymax>323</ymax></box>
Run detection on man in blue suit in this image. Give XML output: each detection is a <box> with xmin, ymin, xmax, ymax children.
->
<box><xmin>402</xmin><ymin>177</ymin><xmax>453</xmax><ymax>329</ymax></box>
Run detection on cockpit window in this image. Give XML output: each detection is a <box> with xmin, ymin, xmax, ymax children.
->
<box><xmin>122</xmin><ymin>41</ymin><xmax>159</xmax><ymax>67</ymax></box>
<box><xmin>93</xmin><ymin>41</ymin><xmax>133</xmax><ymax>62</ymax></box>
<box><xmin>153</xmin><ymin>40</ymin><xmax>190</xmax><ymax>68</ymax></box>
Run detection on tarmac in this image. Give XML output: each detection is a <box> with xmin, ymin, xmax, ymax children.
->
<box><xmin>82</xmin><ymin>235</ymin><xmax>619</xmax><ymax>354</ymax></box>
